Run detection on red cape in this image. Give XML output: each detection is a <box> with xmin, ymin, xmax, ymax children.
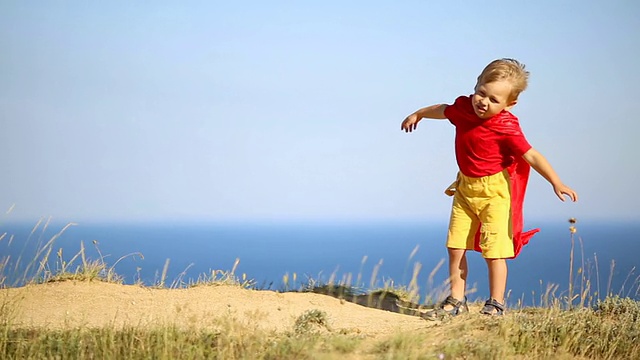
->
<box><xmin>448</xmin><ymin>108</ymin><xmax>540</xmax><ymax>259</ymax></box>
<box><xmin>483</xmin><ymin>111</ymin><xmax>540</xmax><ymax>258</ymax></box>
<box><xmin>487</xmin><ymin>156</ymin><xmax>540</xmax><ymax>258</ymax></box>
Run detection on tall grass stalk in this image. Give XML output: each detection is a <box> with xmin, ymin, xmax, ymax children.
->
<box><xmin>568</xmin><ymin>224</ymin><xmax>576</xmax><ymax>309</ymax></box>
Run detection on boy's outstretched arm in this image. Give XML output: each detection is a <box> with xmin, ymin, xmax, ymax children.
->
<box><xmin>522</xmin><ymin>148</ymin><xmax>578</xmax><ymax>202</ymax></box>
<box><xmin>401</xmin><ymin>104</ymin><xmax>448</xmax><ymax>133</ymax></box>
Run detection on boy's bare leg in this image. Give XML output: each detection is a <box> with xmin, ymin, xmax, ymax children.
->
<box><xmin>445</xmin><ymin>248</ymin><xmax>468</xmax><ymax>309</ymax></box>
<box><xmin>485</xmin><ymin>258</ymin><xmax>507</xmax><ymax>304</ymax></box>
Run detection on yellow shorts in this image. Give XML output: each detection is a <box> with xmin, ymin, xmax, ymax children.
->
<box><xmin>446</xmin><ymin>170</ymin><xmax>514</xmax><ymax>259</ymax></box>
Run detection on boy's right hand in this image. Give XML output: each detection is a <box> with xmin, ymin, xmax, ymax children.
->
<box><xmin>401</xmin><ymin>104</ymin><xmax>448</xmax><ymax>132</ymax></box>
<box><xmin>401</xmin><ymin>113</ymin><xmax>420</xmax><ymax>133</ymax></box>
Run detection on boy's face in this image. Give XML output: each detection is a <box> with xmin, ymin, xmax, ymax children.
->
<box><xmin>472</xmin><ymin>80</ymin><xmax>517</xmax><ymax>119</ymax></box>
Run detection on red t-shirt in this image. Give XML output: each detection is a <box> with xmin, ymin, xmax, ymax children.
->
<box><xmin>444</xmin><ymin>95</ymin><xmax>532</xmax><ymax>177</ymax></box>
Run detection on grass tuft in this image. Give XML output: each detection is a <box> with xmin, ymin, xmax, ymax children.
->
<box><xmin>293</xmin><ymin>309</ymin><xmax>330</xmax><ymax>335</ymax></box>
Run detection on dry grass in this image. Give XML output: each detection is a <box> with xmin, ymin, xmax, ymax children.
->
<box><xmin>3</xmin><ymin>297</ymin><xmax>637</xmax><ymax>360</ymax></box>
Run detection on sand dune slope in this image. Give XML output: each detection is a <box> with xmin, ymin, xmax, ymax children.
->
<box><xmin>1</xmin><ymin>281</ymin><xmax>435</xmax><ymax>337</ymax></box>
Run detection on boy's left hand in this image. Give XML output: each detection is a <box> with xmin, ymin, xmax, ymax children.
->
<box><xmin>553</xmin><ymin>184</ymin><xmax>578</xmax><ymax>202</ymax></box>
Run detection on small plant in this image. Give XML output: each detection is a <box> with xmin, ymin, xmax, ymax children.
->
<box><xmin>190</xmin><ymin>258</ymin><xmax>256</xmax><ymax>289</ymax></box>
<box><xmin>293</xmin><ymin>309</ymin><xmax>330</xmax><ymax>335</ymax></box>
<box><xmin>1</xmin><ymin>220</ymin><xmax>143</xmax><ymax>286</ymax></box>
<box><xmin>45</xmin><ymin>240</ymin><xmax>142</xmax><ymax>284</ymax></box>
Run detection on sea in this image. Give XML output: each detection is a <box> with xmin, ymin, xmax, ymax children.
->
<box><xmin>1</xmin><ymin>219</ymin><xmax>638</xmax><ymax>307</ymax></box>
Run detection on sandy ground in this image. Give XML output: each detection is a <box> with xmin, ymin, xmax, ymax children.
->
<box><xmin>0</xmin><ymin>281</ymin><xmax>449</xmax><ymax>337</ymax></box>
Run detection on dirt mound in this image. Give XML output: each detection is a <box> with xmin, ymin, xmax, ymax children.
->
<box><xmin>1</xmin><ymin>281</ymin><xmax>436</xmax><ymax>337</ymax></box>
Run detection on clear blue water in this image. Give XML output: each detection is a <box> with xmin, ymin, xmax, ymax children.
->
<box><xmin>1</xmin><ymin>219</ymin><xmax>638</xmax><ymax>307</ymax></box>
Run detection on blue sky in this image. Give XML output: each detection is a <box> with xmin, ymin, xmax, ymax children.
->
<box><xmin>1</xmin><ymin>1</ymin><xmax>638</xmax><ymax>223</ymax></box>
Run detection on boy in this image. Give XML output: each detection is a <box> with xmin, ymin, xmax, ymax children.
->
<box><xmin>401</xmin><ymin>58</ymin><xmax>577</xmax><ymax>318</ymax></box>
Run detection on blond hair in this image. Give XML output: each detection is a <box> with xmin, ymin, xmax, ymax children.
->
<box><xmin>476</xmin><ymin>58</ymin><xmax>529</xmax><ymax>101</ymax></box>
